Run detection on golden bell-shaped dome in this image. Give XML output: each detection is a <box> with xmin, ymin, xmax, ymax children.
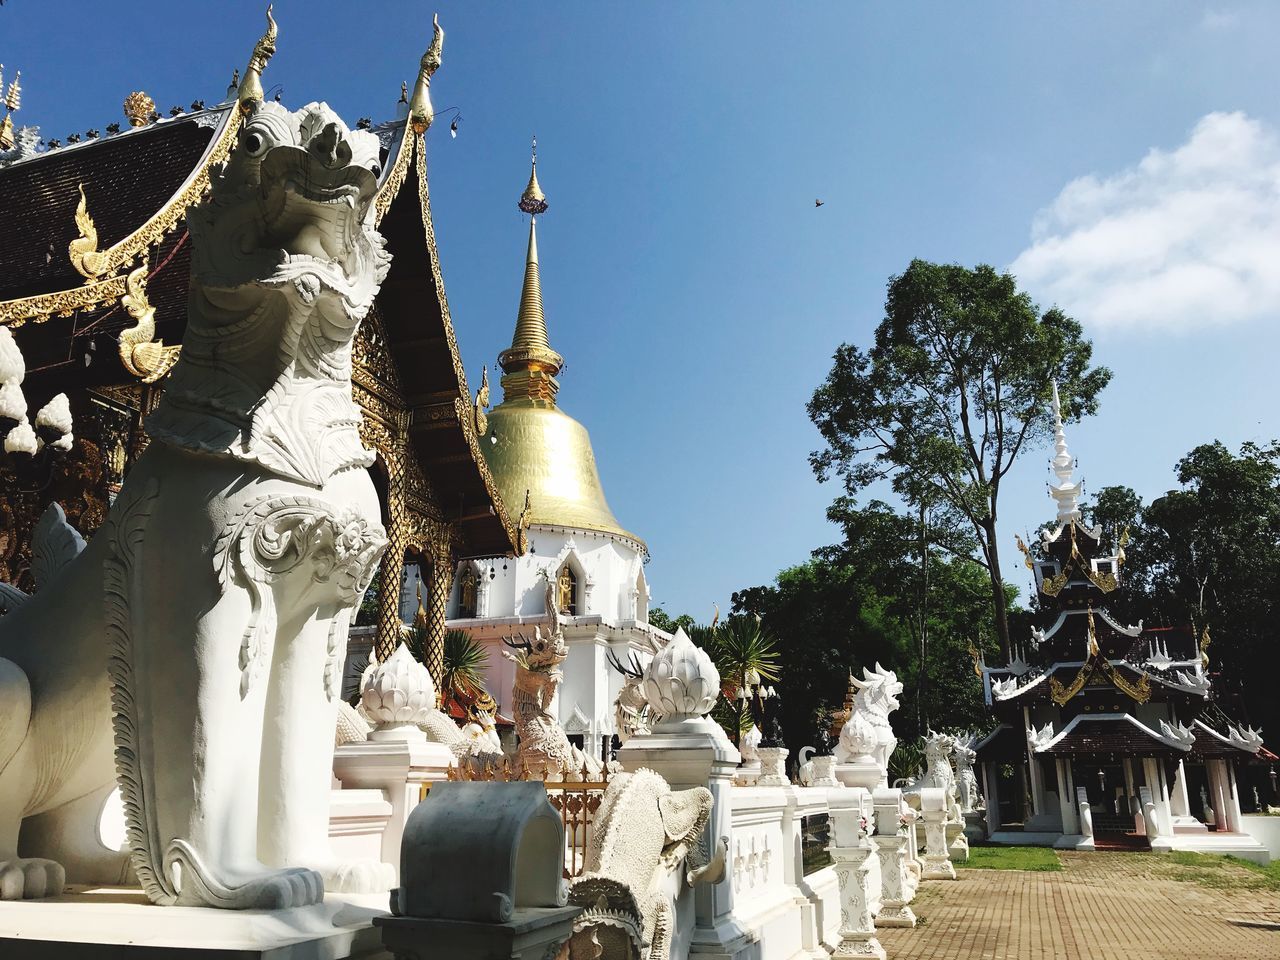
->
<box><xmin>482</xmin><ymin>401</ymin><xmax>639</xmax><ymax>545</ymax></box>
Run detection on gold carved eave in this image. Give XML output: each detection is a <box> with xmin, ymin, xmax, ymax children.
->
<box><xmin>69</xmin><ymin>108</ymin><xmax>242</xmax><ymax>281</ymax></box>
<box><xmin>1</xmin><ymin>107</ymin><xmax>240</xmax><ymax>343</ymax></box>
<box><xmin>0</xmin><ymin>274</ymin><xmax>128</xmax><ymax>327</ymax></box>
<box><xmin>413</xmin><ymin>136</ymin><xmax>518</xmax><ymax>553</ymax></box>
<box><xmin>373</xmin><ymin>121</ymin><xmax>415</xmax><ymax>226</ymax></box>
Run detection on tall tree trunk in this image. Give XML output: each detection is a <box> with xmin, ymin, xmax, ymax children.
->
<box><xmin>984</xmin><ymin>518</ymin><xmax>1012</xmax><ymax>661</ymax></box>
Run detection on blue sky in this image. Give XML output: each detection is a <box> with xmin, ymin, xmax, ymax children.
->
<box><xmin>6</xmin><ymin>2</ymin><xmax>1279</xmax><ymax>619</ymax></box>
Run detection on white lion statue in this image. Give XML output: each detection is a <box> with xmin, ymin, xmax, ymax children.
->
<box><xmin>834</xmin><ymin>663</ymin><xmax>903</xmax><ymax>787</ymax></box>
<box><xmin>0</xmin><ymin>96</ymin><xmax>391</xmax><ymax>907</ymax></box>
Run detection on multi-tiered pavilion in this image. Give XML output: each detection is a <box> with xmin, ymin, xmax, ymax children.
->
<box><xmin>976</xmin><ymin>385</ymin><xmax>1270</xmax><ymax>859</ymax></box>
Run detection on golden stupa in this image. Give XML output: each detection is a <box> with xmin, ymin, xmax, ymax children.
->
<box><xmin>480</xmin><ymin>148</ymin><xmax>641</xmax><ymax>547</ymax></box>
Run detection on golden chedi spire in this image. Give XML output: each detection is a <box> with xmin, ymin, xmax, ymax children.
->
<box><xmin>498</xmin><ymin>139</ymin><xmax>563</xmax><ymax>405</ymax></box>
<box><xmin>480</xmin><ymin>141</ymin><xmax>641</xmax><ymax>548</ymax></box>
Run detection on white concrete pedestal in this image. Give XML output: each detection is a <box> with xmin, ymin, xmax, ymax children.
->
<box><xmin>0</xmin><ymin>887</ymin><xmax>389</xmax><ymax>959</ymax></box>
<box><xmin>920</xmin><ymin>789</ymin><xmax>957</xmax><ymax>880</ymax></box>
<box><xmin>333</xmin><ymin>739</ymin><xmax>453</xmax><ymax>881</ymax></box>
<box><xmin>756</xmin><ymin>747</ymin><xmax>790</xmax><ymax>787</ymax></box>
<box><xmin>873</xmin><ymin>789</ymin><xmax>918</xmax><ymax>929</ymax></box>
<box><xmin>828</xmin><ymin>794</ymin><xmax>885</xmax><ymax>960</ymax></box>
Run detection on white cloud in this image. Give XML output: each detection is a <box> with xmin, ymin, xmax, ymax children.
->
<box><xmin>1011</xmin><ymin>112</ymin><xmax>1280</xmax><ymax>333</ymax></box>
<box><xmin>1200</xmin><ymin>9</ymin><xmax>1241</xmax><ymax>31</ymax></box>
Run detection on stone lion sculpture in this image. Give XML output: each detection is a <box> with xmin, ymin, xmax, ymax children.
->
<box><xmin>567</xmin><ymin>769</ymin><xmax>725</xmax><ymax>960</ymax></box>
<box><xmin>834</xmin><ymin>663</ymin><xmax>903</xmax><ymax>785</ymax></box>
<box><xmin>0</xmin><ymin>98</ymin><xmax>390</xmax><ymax>907</ymax></box>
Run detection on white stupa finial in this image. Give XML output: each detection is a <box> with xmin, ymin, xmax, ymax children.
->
<box><xmin>1048</xmin><ymin>382</ymin><xmax>1082</xmax><ymax>524</ymax></box>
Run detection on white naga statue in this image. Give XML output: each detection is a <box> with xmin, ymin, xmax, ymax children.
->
<box><xmin>502</xmin><ymin>582</ymin><xmax>605</xmax><ymax>779</ymax></box>
<box><xmin>567</xmin><ymin>769</ymin><xmax>725</xmax><ymax>960</ymax></box>
<box><xmin>0</xmin><ymin>96</ymin><xmax>392</xmax><ymax>906</ymax></box>
<box><xmin>834</xmin><ymin>663</ymin><xmax>903</xmax><ymax>786</ymax></box>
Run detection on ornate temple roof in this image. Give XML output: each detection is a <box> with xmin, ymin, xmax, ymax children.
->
<box><xmin>0</xmin><ymin>26</ymin><xmax>518</xmax><ymax>558</ymax></box>
<box><xmin>1034</xmin><ymin>713</ymin><xmax>1192</xmax><ymax>758</ymax></box>
<box><xmin>479</xmin><ymin>151</ymin><xmax>642</xmax><ymax>550</ymax></box>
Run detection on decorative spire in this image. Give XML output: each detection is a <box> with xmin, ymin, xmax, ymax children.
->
<box><xmin>408</xmin><ymin>13</ymin><xmax>444</xmax><ymax>134</ymax></box>
<box><xmin>237</xmin><ymin>5</ymin><xmax>278</xmax><ymax>113</ymax></box>
<box><xmin>498</xmin><ymin>140</ymin><xmax>563</xmax><ymax>405</ymax></box>
<box><xmin>519</xmin><ymin>136</ymin><xmax>548</xmax><ymax>215</ymax></box>
<box><xmin>0</xmin><ymin>65</ymin><xmax>21</xmax><ymax>151</ymax></box>
<box><xmin>1047</xmin><ymin>382</ymin><xmax>1082</xmax><ymax>524</ymax></box>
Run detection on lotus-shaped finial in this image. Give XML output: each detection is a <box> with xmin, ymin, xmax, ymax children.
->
<box><xmin>361</xmin><ymin>642</ymin><xmax>435</xmax><ymax>740</ymax></box>
<box><xmin>642</xmin><ymin>627</ymin><xmax>719</xmax><ymax>723</ymax></box>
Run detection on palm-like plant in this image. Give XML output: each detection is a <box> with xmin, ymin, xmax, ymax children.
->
<box><xmin>441</xmin><ymin>628</ymin><xmax>490</xmax><ymax>710</ymax></box>
<box><xmin>690</xmin><ymin>615</ymin><xmax>781</xmax><ymax>744</ymax></box>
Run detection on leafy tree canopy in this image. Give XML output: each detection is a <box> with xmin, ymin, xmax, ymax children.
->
<box><xmin>808</xmin><ymin>259</ymin><xmax>1110</xmax><ymax>656</ymax></box>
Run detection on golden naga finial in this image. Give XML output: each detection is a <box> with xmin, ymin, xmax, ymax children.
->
<box><xmin>516</xmin><ymin>489</ymin><xmax>533</xmax><ymax>555</ymax></box>
<box><xmin>711</xmin><ymin>603</ymin><xmax>720</xmax><ymax>632</ymax></box>
<box><xmin>967</xmin><ymin>639</ymin><xmax>984</xmax><ymax>677</ymax></box>
<box><xmin>474</xmin><ymin>365</ymin><xmax>490</xmax><ymax>436</ymax></box>
<box><xmin>1014</xmin><ymin>532</ymin><xmax>1034</xmax><ymax>570</ymax></box>
<box><xmin>119</xmin><ymin>262</ymin><xmax>181</xmax><ymax>383</ymax></box>
<box><xmin>237</xmin><ymin>4</ymin><xmax>278</xmax><ymax>113</ymax></box>
<box><xmin>408</xmin><ymin>13</ymin><xmax>444</xmax><ymax>134</ymax></box>
<box><xmin>1199</xmin><ymin>624</ymin><xmax>1212</xmax><ymax>670</ymax></box>
<box><xmin>69</xmin><ymin>183</ymin><xmax>106</xmax><ymax>280</ymax></box>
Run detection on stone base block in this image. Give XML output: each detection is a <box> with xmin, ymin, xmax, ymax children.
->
<box><xmin>834</xmin><ymin>935</ymin><xmax>886</xmax><ymax>958</ymax></box>
<box><xmin>922</xmin><ymin>861</ymin><xmax>957</xmax><ymax>880</ymax></box>
<box><xmin>875</xmin><ymin>904</ymin><xmax>916</xmax><ymax>928</ymax></box>
<box><xmin>0</xmin><ymin>886</ymin><xmax>388</xmax><ymax>959</ymax></box>
<box><xmin>374</xmin><ymin>906</ymin><xmax>580</xmax><ymax>960</ymax></box>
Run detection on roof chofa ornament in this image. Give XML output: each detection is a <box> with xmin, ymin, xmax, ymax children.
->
<box><xmin>237</xmin><ymin>4</ymin><xmax>278</xmax><ymax>113</ymax></box>
<box><xmin>409</xmin><ymin>13</ymin><xmax>444</xmax><ymax>134</ymax></box>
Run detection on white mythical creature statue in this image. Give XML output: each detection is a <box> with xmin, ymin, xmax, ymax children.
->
<box><xmin>899</xmin><ymin>731</ymin><xmax>961</xmax><ymax>819</ymax></box>
<box><xmin>834</xmin><ymin>663</ymin><xmax>904</xmax><ymax>786</ymax></box>
<box><xmin>952</xmin><ymin>732</ymin><xmax>983</xmax><ymax>814</ymax></box>
<box><xmin>567</xmin><ymin>769</ymin><xmax>726</xmax><ymax>960</ymax></box>
<box><xmin>0</xmin><ymin>98</ymin><xmax>392</xmax><ymax>906</ymax></box>
<box><xmin>503</xmin><ymin>582</ymin><xmax>604</xmax><ymax>779</ymax></box>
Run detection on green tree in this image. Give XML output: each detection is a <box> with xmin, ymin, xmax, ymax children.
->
<box><xmin>648</xmin><ymin>606</ymin><xmax>695</xmax><ymax>635</ymax></box>
<box><xmin>732</xmin><ymin>499</ymin><xmax>999</xmax><ymax>758</ymax></box>
<box><xmin>807</xmin><ymin>259</ymin><xmax>1110</xmax><ymax>658</ymax></box>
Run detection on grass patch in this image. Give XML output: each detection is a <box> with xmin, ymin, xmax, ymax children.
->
<box><xmin>959</xmin><ymin>845</ymin><xmax>1062</xmax><ymax>872</ymax></box>
<box><xmin>1157</xmin><ymin>851</ymin><xmax>1280</xmax><ymax>892</ymax></box>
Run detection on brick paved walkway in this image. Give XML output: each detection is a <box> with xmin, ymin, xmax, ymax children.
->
<box><xmin>877</xmin><ymin>852</ymin><xmax>1280</xmax><ymax>960</ymax></box>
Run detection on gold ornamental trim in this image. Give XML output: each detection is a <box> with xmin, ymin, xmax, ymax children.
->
<box><xmin>414</xmin><ymin>135</ymin><xmax>518</xmax><ymax>553</ymax></box>
<box><xmin>1050</xmin><ymin>662</ymin><xmax>1094</xmax><ymax>706</ymax></box>
<box><xmin>0</xmin><ymin>274</ymin><xmax>128</xmax><ymax>328</ymax></box>
<box><xmin>374</xmin><ymin>122</ymin><xmax>415</xmax><ymax>226</ymax></box>
<box><xmin>68</xmin><ymin>107</ymin><xmax>241</xmax><ymax>281</ymax></box>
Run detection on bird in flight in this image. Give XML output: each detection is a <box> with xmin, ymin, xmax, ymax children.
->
<box><xmin>814</xmin><ymin>199</ymin><xmax>825</xmax><ymax>207</ymax></box>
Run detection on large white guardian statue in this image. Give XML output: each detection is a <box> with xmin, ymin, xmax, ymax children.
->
<box><xmin>0</xmin><ymin>31</ymin><xmax>393</xmax><ymax>906</ymax></box>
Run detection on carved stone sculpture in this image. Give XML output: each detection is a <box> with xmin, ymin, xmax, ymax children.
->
<box><xmin>567</xmin><ymin>768</ymin><xmax>725</xmax><ymax>960</ymax></box>
<box><xmin>503</xmin><ymin>590</ymin><xmax>603</xmax><ymax>780</ymax></box>
<box><xmin>952</xmin><ymin>731</ymin><xmax>983</xmax><ymax>814</ymax></box>
<box><xmin>0</xmin><ymin>99</ymin><xmax>390</xmax><ymax>906</ymax></box>
<box><xmin>835</xmin><ymin>664</ymin><xmax>903</xmax><ymax>789</ymax></box>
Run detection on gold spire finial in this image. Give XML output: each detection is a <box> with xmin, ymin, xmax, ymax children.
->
<box><xmin>0</xmin><ymin>65</ymin><xmax>18</xmax><ymax>151</ymax></box>
<box><xmin>519</xmin><ymin>137</ymin><xmax>548</xmax><ymax>215</ymax></box>
<box><xmin>409</xmin><ymin>13</ymin><xmax>444</xmax><ymax>134</ymax></box>
<box><xmin>237</xmin><ymin>4</ymin><xmax>278</xmax><ymax>113</ymax></box>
